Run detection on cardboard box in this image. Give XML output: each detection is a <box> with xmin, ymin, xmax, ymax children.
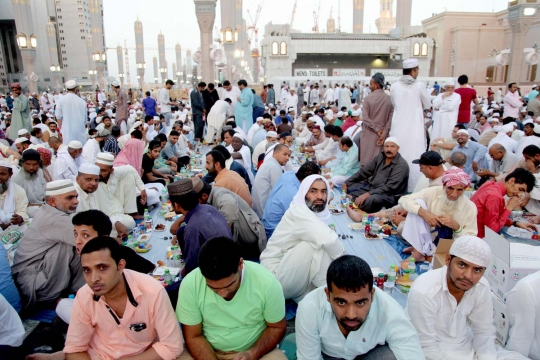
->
<box><xmin>433</xmin><ymin>239</ymin><xmax>454</xmax><ymax>269</ymax></box>
<box><xmin>492</xmin><ymin>292</ymin><xmax>509</xmax><ymax>346</ymax></box>
<box><xmin>484</xmin><ymin>227</ymin><xmax>540</xmax><ymax>302</ymax></box>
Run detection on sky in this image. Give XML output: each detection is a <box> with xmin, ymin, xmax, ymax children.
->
<box><xmin>103</xmin><ymin>0</ymin><xmax>509</xmax><ymax>84</ymax></box>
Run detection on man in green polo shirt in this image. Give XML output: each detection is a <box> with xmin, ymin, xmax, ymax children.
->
<box><xmin>176</xmin><ymin>236</ymin><xmax>287</xmax><ymax>360</ymax></box>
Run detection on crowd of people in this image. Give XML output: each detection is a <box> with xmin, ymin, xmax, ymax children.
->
<box><xmin>0</xmin><ymin>57</ymin><xmax>539</xmax><ymax>360</ymax></box>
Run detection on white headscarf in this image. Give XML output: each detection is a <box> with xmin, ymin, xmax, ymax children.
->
<box><xmin>292</xmin><ymin>174</ymin><xmax>332</xmax><ymax>224</ymax></box>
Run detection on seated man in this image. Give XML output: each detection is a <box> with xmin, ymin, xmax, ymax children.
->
<box><xmin>63</xmin><ymin>237</ymin><xmax>183</xmax><ymax>360</ymax></box>
<box><xmin>14</xmin><ymin>137</ymin><xmax>30</xmax><ymax>155</ymax></box>
<box><xmin>227</xmin><ymin>132</ymin><xmax>254</xmax><ymax>183</ymax></box>
<box><xmin>324</xmin><ymin>136</ymin><xmax>360</xmax><ymax>188</ymax></box>
<box><xmin>476</xmin><ymin>143</ymin><xmax>520</xmax><ymax>181</ymax></box>
<box><xmin>406</xmin><ymin>236</ymin><xmax>496</xmax><ymax>359</ymax></box>
<box><xmin>205</xmin><ymin>150</ymin><xmax>252</xmax><ymax>206</ymax></box>
<box><xmin>395</xmin><ymin>167</ymin><xmax>478</xmax><ymax>262</ymax></box>
<box><xmin>53</xmin><ymin>140</ymin><xmax>85</xmax><ymax>181</ymax></box>
<box><xmin>11</xmin><ymin>180</ymin><xmax>83</xmax><ymax>309</ymax></box>
<box><xmin>74</xmin><ymin>163</ymin><xmax>135</xmax><ymax>239</ymax></box>
<box><xmin>202</xmin><ymin>145</ymin><xmax>252</xmax><ymax>191</ymax></box>
<box><xmin>168</xmin><ymin>179</ymin><xmax>232</xmax><ymax>276</ymax></box>
<box><xmin>81</xmin><ymin>129</ymin><xmax>109</xmax><ymax>164</ymax></box>
<box><xmin>191</xmin><ymin>177</ymin><xmax>266</xmax><ymax>260</ymax></box>
<box><xmin>449</xmin><ymin>130</ymin><xmax>488</xmax><ymax>183</ymax></box>
<box><xmin>12</xmin><ymin>149</ymin><xmax>46</xmax><ymax>218</ymax></box>
<box><xmin>343</xmin><ymin>137</ymin><xmax>409</xmax><ymax>213</ymax></box>
<box><xmin>0</xmin><ymin>161</ymin><xmax>28</xmax><ymax>227</ymax></box>
<box><xmin>260</xmin><ymin>175</ymin><xmax>344</xmax><ymax>301</ymax></box>
<box><xmin>252</xmin><ymin>144</ymin><xmax>290</xmax><ymax>218</ymax></box>
<box><xmin>430</xmin><ymin>124</ymin><xmax>462</xmax><ymax>161</ymax></box>
<box><xmin>295</xmin><ymin>120</ymin><xmax>315</xmax><ymax>145</ymax></box>
<box><xmin>296</xmin><ymin>255</ymin><xmax>423</xmax><ymax>360</ymax></box>
<box><xmin>262</xmin><ymin>162</ymin><xmax>321</xmax><ymax>238</ymax></box>
<box><xmin>253</xmin><ymin>130</ymin><xmax>278</xmax><ymax>170</ymax></box>
<box><xmin>177</xmin><ymin>236</ymin><xmax>286</xmax><ymax>360</ymax></box>
<box><xmin>161</xmin><ymin>130</ymin><xmax>190</xmax><ymax>168</ymax></box>
<box><xmin>412</xmin><ymin>151</ymin><xmax>446</xmax><ymax>193</ymax></box>
<box><xmin>471</xmin><ymin>168</ymin><xmax>537</xmax><ymax>238</ymax></box>
<box><xmin>505</xmin><ymin>270</ymin><xmax>540</xmax><ymax>359</ymax></box>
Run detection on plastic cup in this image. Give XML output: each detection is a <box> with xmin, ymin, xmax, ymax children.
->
<box><xmin>383</xmin><ymin>281</ymin><xmax>394</xmax><ymax>294</ymax></box>
<box><xmin>418</xmin><ymin>263</ymin><xmax>430</xmax><ymax>276</ymax></box>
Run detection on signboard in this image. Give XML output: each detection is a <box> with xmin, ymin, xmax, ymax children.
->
<box><xmin>332</xmin><ymin>69</ymin><xmax>366</xmax><ymax>76</ymax></box>
<box><xmin>370</xmin><ymin>69</ymin><xmax>402</xmax><ymax>78</ymax></box>
<box><xmin>293</xmin><ymin>68</ymin><xmax>328</xmax><ymax>77</ymax></box>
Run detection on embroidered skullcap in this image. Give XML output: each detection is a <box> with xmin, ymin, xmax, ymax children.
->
<box><xmin>403</xmin><ymin>58</ymin><xmax>419</xmax><ymax>69</ymax></box>
<box><xmin>78</xmin><ymin>163</ymin><xmax>100</xmax><ymax>175</ymax></box>
<box><xmin>232</xmin><ymin>132</ymin><xmax>245</xmax><ymax>141</ymax></box>
<box><xmin>95</xmin><ymin>152</ymin><xmax>115</xmax><ymax>166</ymax></box>
<box><xmin>449</xmin><ymin>235</ymin><xmax>491</xmax><ymax>268</ymax></box>
<box><xmin>442</xmin><ymin>166</ymin><xmax>471</xmax><ymax>188</ymax></box>
<box><xmin>46</xmin><ymin>179</ymin><xmax>76</xmax><ymax>196</ymax></box>
<box><xmin>17</xmin><ymin>129</ymin><xmax>28</xmax><ymax>136</ymax></box>
<box><xmin>68</xmin><ymin>141</ymin><xmax>83</xmax><ymax>149</ymax></box>
<box><xmin>266</xmin><ymin>131</ymin><xmax>278</xmax><ymax>138</ymax></box>
<box><xmin>191</xmin><ymin>176</ymin><xmax>204</xmax><ymax>193</ymax></box>
<box><xmin>14</xmin><ymin>137</ymin><xmax>29</xmax><ymax>145</ymax></box>
<box><xmin>167</xmin><ymin>179</ymin><xmax>193</xmax><ymax>196</ymax></box>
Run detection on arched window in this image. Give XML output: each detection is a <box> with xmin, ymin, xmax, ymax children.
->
<box><xmin>421</xmin><ymin>43</ymin><xmax>428</xmax><ymax>56</ymax></box>
<box><xmin>272</xmin><ymin>41</ymin><xmax>279</xmax><ymax>55</ymax></box>
<box><xmin>485</xmin><ymin>66</ymin><xmax>494</xmax><ymax>82</ymax></box>
<box><xmin>280</xmin><ymin>41</ymin><xmax>287</xmax><ymax>55</ymax></box>
<box><xmin>413</xmin><ymin>43</ymin><xmax>420</xmax><ymax>56</ymax></box>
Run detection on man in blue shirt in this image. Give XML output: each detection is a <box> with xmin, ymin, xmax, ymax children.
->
<box><xmin>262</xmin><ymin>161</ymin><xmax>321</xmax><ymax>238</ymax></box>
<box><xmin>296</xmin><ymin>255</ymin><xmax>423</xmax><ymax>360</ymax></box>
<box><xmin>0</xmin><ymin>244</ymin><xmax>21</xmax><ymax>312</ymax></box>
<box><xmin>142</xmin><ymin>91</ymin><xmax>157</xmax><ymax>116</ymax></box>
<box><xmin>168</xmin><ymin>179</ymin><xmax>232</xmax><ymax>276</ymax></box>
<box><xmin>449</xmin><ymin>129</ymin><xmax>488</xmax><ymax>182</ymax></box>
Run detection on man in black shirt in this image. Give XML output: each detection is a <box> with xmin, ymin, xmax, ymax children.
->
<box><xmin>142</xmin><ymin>140</ymin><xmax>172</xmax><ymax>186</ymax></box>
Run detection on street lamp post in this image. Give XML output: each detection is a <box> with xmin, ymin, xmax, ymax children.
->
<box><xmin>92</xmin><ymin>51</ymin><xmax>107</xmax><ymax>90</ymax></box>
<box><xmin>220</xmin><ymin>27</ymin><xmax>239</xmax><ymax>82</ymax></box>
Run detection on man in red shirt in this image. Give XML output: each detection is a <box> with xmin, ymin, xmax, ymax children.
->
<box><xmin>470</xmin><ymin>168</ymin><xmax>537</xmax><ymax>238</ymax></box>
<box><xmin>454</xmin><ymin>75</ymin><xmax>479</xmax><ymax>125</ymax></box>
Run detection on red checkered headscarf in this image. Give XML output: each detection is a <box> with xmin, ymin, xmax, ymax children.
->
<box><xmin>442</xmin><ymin>166</ymin><xmax>471</xmax><ymax>188</ymax></box>
<box><xmin>36</xmin><ymin>147</ymin><xmax>52</xmax><ymax>162</ymax></box>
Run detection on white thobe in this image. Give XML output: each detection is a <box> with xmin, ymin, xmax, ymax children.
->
<box><xmin>390</xmin><ymin>78</ymin><xmax>432</xmax><ymax>192</ymax></box>
<box><xmin>488</xmin><ymin>133</ymin><xmax>517</xmax><ymax>154</ymax></box>
<box><xmin>251</xmin><ymin>157</ymin><xmax>283</xmax><ymax>218</ymax></box>
<box><xmin>406</xmin><ymin>266</ymin><xmax>497</xmax><ymax>360</ymax></box>
<box><xmin>98</xmin><ymin>92</ymin><xmax>107</xmax><ymax>103</ymax></box>
<box><xmin>252</xmin><ymin>140</ymin><xmax>268</xmax><ymax>169</ymax></box>
<box><xmin>310</xmin><ymin>89</ymin><xmax>319</xmax><ymax>104</ymax></box>
<box><xmin>157</xmin><ymin>88</ymin><xmax>171</xmax><ymax>113</ymax></box>
<box><xmin>314</xmin><ymin>138</ymin><xmax>338</xmax><ymax>162</ymax></box>
<box><xmin>431</xmin><ymin>92</ymin><xmax>461</xmax><ymax>140</ymax></box>
<box><xmin>324</xmin><ymin>88</ymin><xmax>334</xmax><ymax>103</ymax></box>
<box><xmin>205</xmin><ymin>100</ymin><xmax>230</xmax><ymax>144</ymax></box>
<box><xmin>247</xmin><ymin>124</ymin><xmax>261</xmax><ymax>146</ymax></box>
<box><xmin>101</xmin><ymin>165</ymin><xmax>147</xmax><ymax>214</ymax></box>
<box><xmin>286</xmin><ymin>93</ymin><xmax>298</xmax><ymax>109</ymax></box>
<box><xmin>81</xmin><ymin>138</ymin><xmax>101</xmax><ymax>164</ymax></box>
<box><xmin>334</xmin><ymin>88</ymin><xmax>341</xmax><ymax>105</ymax></box>
<box><xmin>53</xmin><ymin>147</ymin><xmax>85</xmax><ymax>181</ymax></box>
<box><xmin>41</xmin><ymin>94</ymin><xmax>52</xmax><ymax>112</ymax></box>
<box><xmin>55</xmin><ymin>93</ymin><xmax>87</xmax><ymax>146</ymax></box>
<box><xmin>0</xmin><ymin>182</ymin><xmax>29</xmax><ymax>222</ymax></box>
<box><xmin>280</xmin><ymin>88</ymin><xmax>289</xmax><ymax>106</ymax></box>
<box><xmin>227</xmin><ymin>144</ymin><xmax>254</xmax><ymax>183</ymax></box>
<box><xmin>516</xmin><ymin>135</ymin><xmax>540</xmax><ymax>157</ymax></box>
<box><xmin>221</xmin><ymin>86</ymin><xmax>242</xmax><ymax>116</ymax></box>
<box><xmin>340</xmin><ymin>88</ymin><xmax>352</xmax><ymax>109</ymax></box>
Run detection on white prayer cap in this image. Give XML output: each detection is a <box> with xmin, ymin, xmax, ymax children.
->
<box><xmin>256</xmin><ymin>117</ymin><xmax>264</xmax><ymax>122</ymax></box>
<box><xmin>492</xmin><ymin>113</ymin><xmax>500</xmax><ymax>118</ymax></box>
<box><xmin>95</xmin><ymin>116</ymin><xmax>103</xmax><ymax>124</ymax></box>
<box><xmin>136</xmin><ymin>110</ymin><xmax>142</xmax><ymax>114</ymax></box>
<box><xmin>443</xmin><ymin>80</ymin><xmax>455</xmax><ymax>87</ymax></box>
<box><xmin>17</xmin><ymin>129</ymin><xmax>28</xmax><ymax>136</ymax></box>
<box><xmin>493</xmin><ymin>125</ymin><xmax>503</xmax><ymax>132</ymax></box>
<box><xmin>14</xmin><ymin>137</ymin><xmax>29</xmax><ymax>145</ymax></box>
<box><xmin>269</xmin><ymin>103</ymin><xmax>275</xmax><ymax>107</ymax></box>
<box><xmin>502</xmin><ymin>124</ymin><xmax>514</xmax><ymax>133</ymax></box>
<box><xmin>402</xmin><ymin>58</ymin><xmax>419</xmax><ymax>69</ymax></box>
<box><xmin>287</xmin><ymin>107</ymin><xmax>294</xmax><ymax>113</ymax></box>
<box><xmin>351</xmin><ymin>109</ymin><xmax>361</xmax><ymax>117</ymax></box>
<box><xmin>65</xmin><ymin>80</ymin><xmax>77</xmax><ymax>89</ymax></box>
<box><xmin>183</xmin><ymin>125</ymin><xmax>191</xmax><ymax>131</ymax></box>
<box><xmin>308</xmin><ymin>117</ymin><xmax>316</xmax><ymax>121</ymax></box>
<box><xmin>46</xmin><ymin>179</ymin><xmax>76</xmax><ymax>196</ymax></box>
<box><xmin>510</xmin><ymin>122</ymin><xmax>518</xmax><ymax>128</ymax></box>
<box><xmin>523</xmin><ymin>119</ymin><xmax>534</xmax><ymax>126</ymax></box>
<box><xmin>533</xmin><ymin>84</ymin><xmax>538</xmax><ymax>88</ymax></box>
<box><xmin>79</xmin><ymin>163</ymin><xmax>100</xmax><ymax>175</ymax></box>
<box><xmin>95</xmin><ymin>152</ymin><xmax>115</xmax><ymax>166</ymax></box>
<box><xmin>449</xmin><ymin>235</ymin><xmax>491</xmax><ymax>268</ymax></box>
<box><xmin>111</xmin><ymin>80</ymin><xmax>120</xmax><ymax>87</ymax></box>
<box><xmin>129</xmin><ymin>109</ymin><xmax>135</xmax><ymax>114</ymax></box>
<box><xmin>384</xmin><ymin>137</ymin><xmax>399</xmax><ymax>146</ymax></box>
<box><xmin>265</xmin><ymin>106</ymin><xmax>269</xmax><ymax>110</ymax></box>
<box><xmin>153</xmin><ymin>116</ymin><xmax>160</xmax><ymax>121</ymax></box>
<box><xmin>131</xmin><ymin>121</ymin><xmax>142</xmax><ymax>129</ymax></box>
<box><xmin>0</xmin><ymin>160</ymin><xmax>13</xmax><ymax>169</ymax></box>
<box><xmin>336</xmin><ymin>111</ymin><xmax>344</xmax><ymax>117</ymax></box>
<box><xmin>266</xmin><ymin>131</ymin><xmax>278</xmax><ymax>138</ymax></box>
<box><xmin>534</xmin><ymin>124</ymin><xmax>540</xmax><ymax>135</ymax></box>
<box><xmin>456</xmin><ymin>129</ymin><xmax>469</xmax><ymax>136</ymax></box>
<box><xmin>68</xmin><ymin>140</ymin><xmax>83</xmax><ymax>149</ymax></box>
<box><xmin>233</xmin><ymin>132</ymin><xmax>245</xmax><ymax>141</ymax></box>
<box><xmin>301</xmin><ymin>111</ymin><xmax>308</xmax><ymax>115</ymax></box>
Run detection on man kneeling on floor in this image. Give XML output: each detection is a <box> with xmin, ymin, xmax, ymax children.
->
<box><xmin>296</xmin><ymin>255</ymin><xmax>423</xmax><ymax>360</ymax></box>
<box><xmin>176</xmin><ymin>236</ymin><xmax>287</xmax><ymax>360</ymax></box>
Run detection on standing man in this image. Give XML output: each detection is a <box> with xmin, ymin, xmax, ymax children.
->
<box><xmin>286</xmin><ymin>89</ymin><xmax>298</xmax><ymax>115</ymax></box>
<box><xmin>503</xmin><ymin>82</ymin><xmax>524</xmax><ymax>123</ymax></box>
<box><xmin>266</xmin><ymin>84</ymin><xmax>275</xmax><ymax>106</ymax></box>
<box><xmin>297</xmin><ymin>83</ymin><xmax>305</xmax><ymax>114</ymax></box>
<box><xmin>8</xmin><ymin>83</ymin><xmax>30</xmax><ymax>141</ymax></box>
<box><xmin>360</xmin><ymin>73</ymin><xmax>394</xmax><ymax>166</ymax></box>
<box><xmin>389</xmin><ymin>58</ymin><xmax>431</xmax><ymax>192</ymax></box>
<box><xmin>55</xmin><ymin>80</ymin><xmax>87</xmax><ymax>145</ymax></box>
<box><xmin>190</xmin><ymin>82</ymin><xmax>206</xmax><ymax>141</ymax></box>
<box><xmin>221</xmin><ymin>80</ymin><xmax>242</xmax><ymax>116</ymax></box>
<box><xmin>158</xmin><ymin>79</ymin><xmax>176</xmax><ymax>127</ymax></box>
<box><xmin>112</xmin><ymin>80</ymin><xmax>128</xmax><ymax>134</ymax></box>
<box><xmin>454</xmin><ymin>75</ymin><xmax>478</xmax><ymax>126</ymax></box>
<box><xmin>235</xmin><ymin>80</ymin><xmax>254</xmax><ymax>134</ymax></box>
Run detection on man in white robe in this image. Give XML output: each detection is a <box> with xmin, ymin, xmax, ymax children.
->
<box><xmin>53</xmin><ymin>140</ymin><xmax>85</xmax><ymax>181</ymax></box>
<box><xmin>221</xmin><ymin>81</ymin><xmax>242</xmax><ymax>117</ymax></box>
<box><xmin>260</xmin><ymin>175</ymin><xmax>344</xmax><ymax>302</ymax></box>
<box><xmin>74</xmin><ymin>163</ymin><xmax>134</xmax><ymax>239</ymax></box>
<box><xmin>324</xmin><ymin>86</ymin><xmax>335</xmax><ymax>104</ymax></box>
<box><xmin>204</xmin><ymin>98</ymin><xmax>231</xmax><ymax>144</ymax></box>
<box><xmin>286</xmin><ymin>89</ymin><xmax>298</xmax><ymax>110</ymax></box>
<box><xmin>55</xmin><ymin>80</ymin><xmax>87</xmax><ymax>146</ymax></box>
<box><xmin>390</xmin><ymin>58</ymin><xmax>432</xmax><ymax>192</ymax></box>
<box><xmin>340</xmin><ymin>85</ymin><xmax>352</xmax><ymax>110</ymax></box>
<box><xmin>0</xmin><ymin>161</ymin><xmax>29</xmax><ymax>226</ymax></box>
<box><xmin>227</xmin><ymin>132</ymin><xmax>254</xmax><ymax>183</ymax></box>
<box><xmin>247</xmin><ymin>117</ymin><xmax>264</xmax><ymax>146</ymax></box>
<box><xmin>81</xmin><ymin>129</ymin><xmax>109</xmax><ymax>164</ymax></box>
<box><xmin>309</xmin><ymin>86</ymin><xmax>319</xmax><ymax>105</ymax></box>
<box><xmin>431</xmin><ymin>81</ymin><xmax>461</xmax><ymax>141</ymax></box>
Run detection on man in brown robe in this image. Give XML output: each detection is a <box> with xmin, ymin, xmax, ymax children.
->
<box><xmin>359</xmin><ymin>73</ymin><xmax>394</xmax><ymax>165</ymax></box>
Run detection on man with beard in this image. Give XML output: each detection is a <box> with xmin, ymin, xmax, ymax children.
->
<box><xmin>176</xmin><ymin>236</ymin><xmax>286</xmax><ymax>360</ymax></box>
<box><xmin>202</xmin><ymin>145</ymin><xmax>252</xmax><ymax>191</ymax></box>
<box><xmin>406</xmin><ymin>236</ymin><xmax>497</xmax><ymax>359</ymax></box>
<box><xmin>14</xmin><ymin>137</ymin><xmax>30</xmax><ymax>155</ymax></box>
<box><xmin>205</xmin><ymin>150</ymin><xmax>252</xmax><ymax>206</ymax></box>
<box><xmin>0</xmin><ymin>161</ymin><xmax>28</xmax><ymax>228</ymax></box>
<box><xmin>54</xmin><ymin>140</ymin><xmax>85</xmax><ymax>181</ymax></box>
<box><xmin>11</xmin><ymin>180</ymin><xmax>83</xmax><ymax>309</ymax></box>
<box><xmin>73</xmin><ymin>163</ymin><xmax>134</xmax><ymax>240</ymax></box>
<box><xmin>13</xmin><ymin>149</ymin><xmax>47</xmax><ymax>218</ymax></box>
<box><xmin>226</xmin><ymin>132</ymin><xmax>254</xmax><ymax>183</ymax></box>
<box><xmin>449</xmin><ymin>130</ymin><xmax>488</xmax><ymax>183</ymax></box>
<box><xmin>252</xmin><ymin>130</ymin><xmax>278</xmax><ymax>170</ymax></box>
<box><xmin>260</xmin><ymin>175</ymin><xmax>344</xmax><ymax>301</ymax></box>
<box><xmin>296</xmin><ymin>255</ymin><xmax>423</xmax><ymax>359</ymax></box>
<box><xmin>81</xmin><ymin>128</ymin><xmax>109</xmax><ymax>164</ymax></box>
<box><xmin>396</xmin><ymin>167</ymin><xmax>478</xmax><ymax>262</ymax></box>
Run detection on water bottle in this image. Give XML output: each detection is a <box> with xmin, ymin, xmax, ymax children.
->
<box><xmin>163</xmin><ymin>269</ymin><xmax>172</xmax><ymax>286</ymax></box>
<box><xmin>171</xmin><ymin>246</ymin><xmax>182</xmax><ymax>267</ymax></box>
<box><xmin>408</xmin><ymin>258</ymin><xmax>416</xmax><ymax>281</ymax></box>
<box><xmin>388</xmin><ymin>265</ymin><xmax>396</xmax><ymax>284</ymax></box>
<box><xmin>143</xmin><ymin>208</ymin><xmax>149</xmax><ymax>221</ymax></box>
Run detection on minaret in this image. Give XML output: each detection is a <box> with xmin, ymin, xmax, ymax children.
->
<box><xmin>124</xmin><ymin>40</ymin><xmax>131</xmax><ymax>88</ymax></box>
<box><xmin>194</xmin><ymin>0</ymin><xmax>217</xmax><ymax>83</ymax></box>
<box><xmin>186</xmin><ymin>49</ymin><xmax>193</xmax><ymax>84</ymax></box>
<box><xmin>396</xmin><ymin>0</ymin><xmax>412</xmax><ymax>28</ymax></box>
<box><xmin>153</xmin><ymin>55</ymin><xmax>158</xmax><ymax>84</ymax></box>
<box><xmin>88</xmin><ymin>0</ymin><xmax>106</xmax><ymax>89</ymax></box>
<box><xmin>134</xmin><ymin>16</ymin><xmax>145</xmax><ymax>89</ymax></box>
<box><xmin>46</xmin><ymin>20</ymin><xmax>61</xmax><ymax>91</ymax></box>
<box><xmin>116</xmin><ymin>43</ymin><xmax>124</xmax><ymax>87</ymax></box>
<box><xmin>375</xmin><ymin>0</ymin><xmax>396</xmax><ymax>34</ymax></box>
<box><xmin>353</xmin><ymin>0</ymin><xmax>364</xmax><ymax>34</ymax></box>
<box><xmin>158</xmin><ymin>31</ymin><xmax>167</xmax><ymax>82</ymax></box>
<box><xmin>327</xmin><ymin>9</ymin><xmax>336</xmax><ymax>33</ymax></box>
<box><xmin>175</xmin><ymin>42</ymin><xmax>182</xmax><ymax>84</ymax></box>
